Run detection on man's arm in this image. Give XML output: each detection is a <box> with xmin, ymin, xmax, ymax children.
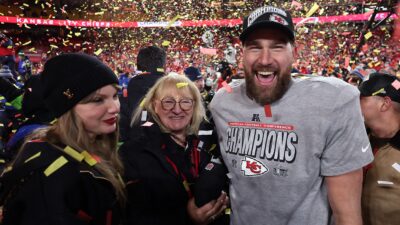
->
<box><xmin>326</xmin><ymin>168</ymin><xmax>364</xmax><ymax>225</ymax></box>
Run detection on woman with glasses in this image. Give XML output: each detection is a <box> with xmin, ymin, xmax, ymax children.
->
<box><xmin>119</xmin><ymin>74</ymin><xmax>228</xmax><ymax>225</ymax></box>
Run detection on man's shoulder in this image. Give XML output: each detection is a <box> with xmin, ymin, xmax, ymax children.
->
<box><xmin>129</xmin><ymin>73</ymin><xmax>162</xmax><ymax>85</ymax></box>
<box><xmin>214</xmin><ymin>81</ymin><xmax>244</xmax><ymax>98</ymax></box>
<box><xmin>294</xmin><ymin>76</ymin><xmax>358</xmax><ymax>96</ymax></box>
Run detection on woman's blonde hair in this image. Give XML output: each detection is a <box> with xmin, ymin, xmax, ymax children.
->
<box><xmin>18</xmin><ymin>85</ymin><xmax>125</xmax><ymax>204</ymax></box>
<box><xmin>131</xmin><ymin>74</ymin><xmax>205</xmax><ymax>135</ymax></box>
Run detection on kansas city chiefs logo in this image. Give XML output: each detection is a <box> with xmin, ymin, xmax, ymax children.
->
<box><xmin>269</xmin><ymin>14</ymin><xmax>288</xmax><ymax>26</ymax></box>
<box><xmin>241</xmin><ymin>157</ymin><xmax>268</xmax><ymax>176</ymax></box>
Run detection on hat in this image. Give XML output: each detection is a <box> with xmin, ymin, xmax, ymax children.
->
<box><xmin>240</xmin><ymin>6</ymin><xmax>295</xmax><ymax>43</ymax></box>
<box><xmin>184</xmin><ymin>66</ymin><xmax>203</xmax><ymax>81</ymax></box>
<box><xmin>350</xmin><ymin>69</ymin><xmax>365</xmax><ymax>80</ymax></box>
<box><xmin>41</xmin><ymin>53</ymin><xmax>118</xmax><ymax>118</ymax></box>
<box><xmin>22</xmin><ymin>75</ymin><xmax>49</xmax><ymax>118</ymax></box>
<box><xmin>359</xmin><ymin>72</ymin><xmax>400</xmax><ymax>103</ymax></box>
<box><xmin>0</xmin><ymin>65</ymin><xmax>13</xmax><ymax>78</ymax></box>
<box><xmin>193</xmin><ymin>157</ymin><xmax>229</xmax><ymax>207</ymax></box>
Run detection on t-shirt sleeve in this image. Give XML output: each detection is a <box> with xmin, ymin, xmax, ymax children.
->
<box><xmin>320</xmin><ymin>86</ymin><xmax>374</xmax><ymax>176</ymax></box>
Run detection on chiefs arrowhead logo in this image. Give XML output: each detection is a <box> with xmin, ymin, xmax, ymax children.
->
<box><xmin>269</xmin><ymin>14</ymin><xmax>288</xmax><ymax>26</ymax></box>
<box><xmin>241</xmin><ymin>157</ymin><xmax>268</xmax><ymax>176</ymax></box>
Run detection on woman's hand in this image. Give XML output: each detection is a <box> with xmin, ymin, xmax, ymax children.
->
<box><xmin>187</xmin><ymin>191</ymin><xmax>229</xmax><ymax>225</ymax></box>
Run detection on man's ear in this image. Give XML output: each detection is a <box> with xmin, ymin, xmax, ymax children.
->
<box><xmin>381</xmin><ymin>96</ymin><xmax>393</xmax><ymax>112</ymax></box>
<box><xmin>292</xmin><ymin>43</ymin><xmax>297</xmax><ymax>60</ymax></box>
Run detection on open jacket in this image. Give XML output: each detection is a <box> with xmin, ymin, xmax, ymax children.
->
<box><xmin>119</xmin><ymin>122</ymin><xmax>212</xmax><ymax>225</ymax></box>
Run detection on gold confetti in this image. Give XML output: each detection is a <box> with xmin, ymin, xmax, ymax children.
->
<box><xmin>22</xmin><ymin>41</ymin><xmax>31</xmax><ymax>46</ymax></box>
<box><xmin>81</xmin><ymin>151</ymin><xmax>98</xmax><ymax>166</ymax></box>
<box><xmin>162</xmin><ymin>40</ymin><xmax>170</xmax><ymax>46</ymax></box>
<box><xmin>44</xmin><ymin>156</ymin><xmax>68</xmax><ymax>176</ymax></box>
<box><xmin>166</xmin><ymin>15</ymin><xmax>181</xmax><ymax>28</ymax></box>
<box><xmin>94</xmin><ymin>49</ymin><xmax>103</xmax><ymax>56</ymax></box>
<box><xmin>364</xmin><ymin>32</ymin><xmax>373</xmax><ymax>40</ymax></box>
<box><xmin>176</xmin><ymin>82</ymin><xmax>188</xmax><ymax>88</ymax></box>
<box><xmin>139</xmin><ymin>98</ymin><xmax>146</xmax><ymax>107</ymax></box>
<box><xmin>24</xmin><ymin>151</ymin><xmax>41</xmax><ymax>163</ymax></box>
<box><xmin>64</xmin><ymin>146</ymin><xmax>84</xmax><ymax>162</ymax></box>
<box><xmin>306</xmin><ymin>3</ymin><xmax>319</xmax><ymax>17</ymax></box>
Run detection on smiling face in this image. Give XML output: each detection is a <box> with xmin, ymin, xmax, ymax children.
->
<box><xmin>74</xmin><ymin>85</ymin><xmax>120</xmax><ymax>138</ymax></box>
<box><xmin>242</xmin><ymin>27</ymin><xmax>295</xmax><ymax>105</ymax></box>
<box><xmin>154</xmin><ymin>86</ymin><xmax>194</xmax><ymax>136</ymax></box>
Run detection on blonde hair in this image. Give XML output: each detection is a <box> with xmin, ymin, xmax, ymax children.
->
<box><xmin>132</xmin><ymin>74</ymin><xmax>205</xmax><ymax>135</ymax></box>
<box><xmin>17</xmin><ymin>86</ymin><xmax>125</xmax><ymax>204</ymax></box>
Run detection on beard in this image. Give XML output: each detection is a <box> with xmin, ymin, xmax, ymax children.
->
<box><xmin>245</xmin><ymin>68</ymin><xmax>291</xmax><ymax>105</ymax></box>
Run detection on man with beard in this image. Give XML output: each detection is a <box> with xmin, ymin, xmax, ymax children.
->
<box><xmin>208</xmin><ymin>6</ymin><xmax>373</xmax><ymax>225</ymax></box>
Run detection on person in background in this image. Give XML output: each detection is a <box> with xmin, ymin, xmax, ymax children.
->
<box><xmin>17</xmin><ymin>52</ymin><xmax>32</xmax><ymax>82</ymax></box>
<box><xmin>207</xmin><ymin>5</ymin><xmax>373</xmax><ymax>225</ymax></box>
<box><xmin>215</xmin><ymin>61</ymin><xmax>232</xmax><ymax>91</ymax></box>
<box><xmin>5</xmin><ymin>75</ymin><xmax>54</xmax><ymax>159</ymax></box>
<box><xmin>119</xmin><ymin>45</ymin><xmax>166</xmax><ymax>142</ymax></box>
<box><xmin>0</xmin><ymin>65</ymin><xmax>24</xmax><ymax>169</ymax></box>
<box><xmin>184</xmin><ymin>66</ymin><xmax>205</xmax><ymax>93</ymax></box>
<box><xmin>119</xmin><ymin>74</ymin><xmax>228</xmax><ymax>225</ymax></box>
<box><xmin>203</xmin><ymin>78</ymin><xmax>215</xmax><ymax>105</ymax></box>
<box><xmin>359</xmin><ymin>72</ymin><xmax>400</xmax><ymax>225</ymax></box>
<box><xmin>0</xmin><ymin>33</ymin><xmax>17</xmax><ymax>79</ymax></box>
<box><xmin>0</xmin><ymin>53</ymin><xmax>125</xmax><ymax>225</ymax></box>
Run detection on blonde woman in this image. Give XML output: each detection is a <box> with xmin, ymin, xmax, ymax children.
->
<box><xmin>120</xmin><ymin>74</ymin><xmax>228</xmax><ymax>225</ymax></box>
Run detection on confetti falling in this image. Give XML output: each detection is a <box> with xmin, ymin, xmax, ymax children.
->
<box><xmin>0</xmin><ymin>0</ymin><xmax>396</xmax><ymax>78</ymax></box>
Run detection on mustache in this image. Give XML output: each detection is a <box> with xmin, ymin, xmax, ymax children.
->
<box><xmin>253</xmin><ymin>65</ymin><xmax>277</xmax><ymax>71</ymax></box>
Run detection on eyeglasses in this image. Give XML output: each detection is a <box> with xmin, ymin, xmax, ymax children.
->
<box><xmin>160</xmin><ymin>98</ymin><xmax>194</xmax><ymax>111</ymax></box>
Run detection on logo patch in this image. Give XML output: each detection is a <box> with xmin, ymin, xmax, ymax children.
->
<box><xmin>273</xmin><ymin>167</ymin><xmax>288</xmax><ymax>177</ymax></box>
<box><xmin>252</xmin><ymin>114</ymin><xmax>260</xmax><ymax>122</ymax></box>
<box><xmin>269</xmin><ymin>14</ymin><xmax>288</xmax><ymax>26</ymax></box>
<box><xmin>361</xmin><ymin>143</ymin><xmax>370</xmax><ymax>153</ymax></box>
<box><xmin>241</xmin><ymin>156</ymin><xmax>268</xmax><ymax>176</ymax></box>
<box><xmin>205</xmin><ymin>163</ymin><xmax>214</xmax><ymax>171</ymax></box>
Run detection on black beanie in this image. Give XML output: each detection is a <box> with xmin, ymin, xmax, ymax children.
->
<box><xmin>22</xmin><ymin>75</ymin><xmax>47</xmax><ymax>117</ymax></box>
<box><xmin>41</xmin><ymin>53</ymin><xmax>118</xmax><ymax>118</ymax></box>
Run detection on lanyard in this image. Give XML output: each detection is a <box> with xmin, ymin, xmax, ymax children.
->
<box><xmin>163</xmin><ymin>138</ymin><xmax>200</xmax><ymax>198</ymax></box>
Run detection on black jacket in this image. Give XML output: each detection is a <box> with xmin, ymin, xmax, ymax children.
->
<box><xmin>0</xmin><ymin>141</ymin><xmax>122</xmax><ymax>225</ymax></box>
<box><xmin>119</xmin><ymin>123</ymin><xmax>211</xmax><ymax>225</ymax></box>
<box><xmin>119</xmin><ymin>72</ymin><xmax>163</xmax><ymax>142</ymax></box>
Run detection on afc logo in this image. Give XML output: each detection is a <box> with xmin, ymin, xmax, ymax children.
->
<box><xmin>252</xmin><ymin>114</ymin><xmax>260</xmax><ymax>122</ymax></box>
<box><xmin>241</xmin><ymin>156</ymin><xmax>268</xmax><ymax>176</ymax></box>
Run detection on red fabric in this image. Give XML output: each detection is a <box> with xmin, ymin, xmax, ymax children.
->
<box><xmin>0</xmin><ymin>47</ymin><xmax>13</xmax><ymax>56</ymax></box>
<box><xmin>264</xmin><ymin>105</ymin><xmax>272</xmax><ymax>118</ymax></box>
<box><xmin>76</xmin><ymin>210</ymin><xmax>93</xmax><ymax>222</ymax></box>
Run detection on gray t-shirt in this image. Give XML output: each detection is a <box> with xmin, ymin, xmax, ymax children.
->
<box><xmin>209</xmin><ymin>76</ymin><xmax>374</xmax><ymax>225</ymax></box>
